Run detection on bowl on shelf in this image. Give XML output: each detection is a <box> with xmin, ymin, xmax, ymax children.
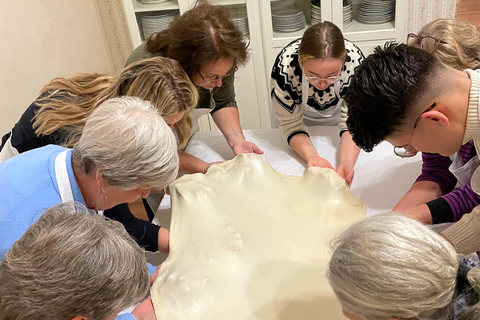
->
<box><xmin>357</xmin><ymin>0</ymin><xmax>395</xmax><ymax>24</ymax></box>
<box><xmin>272</xmin><ymin>8</ymin><xmax>306</xmax><ymax>33</ymax></box>
<box><xmin>230</xmin><ymin>6</ymin><xmax>249</xmax><ymax>36</ymax></box>
<box><xmin>141</xmin><ymin>10</ymin><xmax>179</xmax><ymax>39</ymax></box>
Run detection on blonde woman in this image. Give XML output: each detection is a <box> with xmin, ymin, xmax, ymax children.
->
<box><xmin>1</xmin><ymin>56</ymin><xmax>197</xmax><ymax>159</ymax></box>
<box><xmin>0</xmin><ymin>57</ymin><xmax>198</xmax><ymax>253</ymax></box>
<box><xmin>328</xmin><ymin>213</ymin><xmax>480</xmax><ymax>320</ymax></box>
<box><xmin>393</xmin><ymin>19</ymin><xmax>480</xmax><ymax>255</ymax></box>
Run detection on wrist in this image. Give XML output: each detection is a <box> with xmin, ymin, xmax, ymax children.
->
<box><xmin>226</xmin><ymin>131</ymin><xmax>245</xmax><ymax>148</ymax></box>
<box><xmin>203</xmin><ymin>162</ymin><xmax>212</xmax><ymax>174</ymax></box>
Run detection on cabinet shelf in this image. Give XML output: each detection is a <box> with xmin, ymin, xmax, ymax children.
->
<box><xmin>133</xmin><ymin>0</ymin><xmax>179</xmax><ymax>13</ymax></box>
<box><xmin>272</xmin><ymin>18</ymin><xmax>397</xmax><ymax>48</ymax></box>
<box><xmin>208</xmin><ymin>0</ymin><xmax>246</xmax><ymax>5</ymax></box>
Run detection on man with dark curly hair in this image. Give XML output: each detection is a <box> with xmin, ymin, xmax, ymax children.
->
<box><xmin>345</xmin><ymin>42</ymin><xmax>480</xmax><ymax>255</ymax></box>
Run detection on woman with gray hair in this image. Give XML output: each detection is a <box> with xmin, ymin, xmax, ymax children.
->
<box><xmin>0</xmin><ymin>202</ymin><xmax>151</xmax><ymax>320</ymax></box>
<box><xmin>0</xmin><ymin>96</ymin><xmax>178</xmax><ymax>258</ymax></box>
<box><xmin>328</xmin><ymin>213</ymin><xmax>480</xmax><ymax>320</ymax></box>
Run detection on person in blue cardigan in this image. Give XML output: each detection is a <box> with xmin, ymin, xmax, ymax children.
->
<box><xmin>0</xmin><ymin>96</ymin><xmax>179</xmax><ymax>258</ymax></box>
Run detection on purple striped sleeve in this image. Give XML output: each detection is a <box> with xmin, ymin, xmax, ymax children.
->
<box><xmin>458</xmin><ymin>142</ymin><xmax>476</xmax><ymax>163</ymax></box>
<box><xmin>441</xmin><ymin>184</ymin><xmax>480</xmax><ymax>222</ymax></box>
<box><xmin>415</xmin><ymin>152</ymin><xmax>456</xmax><ymax>195</ymax></box>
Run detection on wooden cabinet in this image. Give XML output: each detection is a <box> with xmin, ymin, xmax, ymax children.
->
<box><xmin>122</xmin><ymin>0</ymin><xmax>407</xmax><ymax>130</ymax></box>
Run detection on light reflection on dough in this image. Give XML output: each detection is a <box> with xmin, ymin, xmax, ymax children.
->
<box><xmin>151</xmin><ymin>154</ymin><xmax>366</xmax><ymax>320</ymax></box>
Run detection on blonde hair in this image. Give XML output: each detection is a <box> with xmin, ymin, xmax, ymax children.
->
<box><xmin>299</xmin><ymin>21</ymin><xmax>346</xmax><ymax>65</ymax></box>
<box><xmin>33</xmin><ymin>56</ymin><xmax>198</xmax><ymax>148</ymax></box>
<box><xmin>0</xmin><ymin>202</ymin><xmax>149</xmax><ymax>320</ymax></box>
<box><xmin>418</xmin><ymin>18</ymin><xmax>480</xmax><ymax>70</ymax></box>
<box><xmin>328</xmin><ymin>213</ymin><xmax>458</xmax><ymax>320</ymax></box>
<box><xmin>73</xmin><ymin>96</ymin><xmax>179</xmax><ymax>190</ymax></box>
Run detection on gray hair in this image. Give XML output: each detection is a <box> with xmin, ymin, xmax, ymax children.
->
<box><xmin>73</xmin><ymin>96</ymin><xmax>179</xmax><ymax>190</ymax></box>
<box><xmin>0</xmin><ymin>202</ymin><xmax>149</xmax><ymax>320</ymax></box>
<box><xmin>328</xmin><ymin>213</ymin><xmax>458</xmax><ymax>320</ymax></box>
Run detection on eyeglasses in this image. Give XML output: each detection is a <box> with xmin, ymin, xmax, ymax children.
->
<box><xmin>198</xmin><ymin>67</ymin><xmax>238</xmax><ymax>83</ymax></box>
<box><xmin>305</xmin><ymin>75</ymin><xmax>340</xmax><ymax>85</ymax></box>
<box><xmin>406</xmin><ymin>33</ymin><xmax>447</xmax><ymax>53</ymax></box>
<box><xmin>393</xmin><ymin>102</ymin><xmax>438</xmax><ymax>158</ymax></box>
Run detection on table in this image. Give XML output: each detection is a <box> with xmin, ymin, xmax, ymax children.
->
<box><xmin>150</xmin><ymin>126</ymin><xmax>423</xmax><ymax>266</ymax></box>
<box><xmin>179</xmin><ymin>126</ymin><xmax>421</xmax><ymax>215</ymax></box>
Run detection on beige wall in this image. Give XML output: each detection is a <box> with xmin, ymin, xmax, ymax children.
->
<box><xmin>407</xmin><ymin>0</ymin><xmax>457</xmax><ymax>33</ymax></box>
<box><xmin>0</xmin><ymin>0</ymin><xmax>114</xmax><ymax>134</ymax></box>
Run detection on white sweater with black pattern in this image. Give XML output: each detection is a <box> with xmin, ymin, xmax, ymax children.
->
<box><xmin>270</xmin><ymin>38</ymin><xmax>364</xmax><ymax>142</ymax></box>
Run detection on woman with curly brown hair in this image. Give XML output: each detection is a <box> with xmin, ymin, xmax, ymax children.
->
<box><xmin>127</xmin><ymin>0</ymin><xmax>263</xmax><ymax>174</ymax></box>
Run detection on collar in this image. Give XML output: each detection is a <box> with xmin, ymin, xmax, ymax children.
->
<box><xmin>462</xmin><ymin>69</ymin><xmax>480</xmax><ymax>145</ymax></box>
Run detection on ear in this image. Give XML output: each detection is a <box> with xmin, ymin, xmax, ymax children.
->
<box><xmin>420</xmin><ymin>110</ymin><xmax>450</xmax><ymax>127</ymax></box>
<box><xmin>95</xmin><ymin>169</ymin><xmax>105</xmax><ymax>188</ymax></box>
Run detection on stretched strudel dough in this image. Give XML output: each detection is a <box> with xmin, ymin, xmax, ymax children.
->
<box><xmin>151</xmin><ymin>154</ymin><xmax>365</xmax><ymax>319</ymax></box>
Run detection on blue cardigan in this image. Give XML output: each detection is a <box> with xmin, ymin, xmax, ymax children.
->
<box><xmin>0</xmin><ymin>144</ymin><xmax>85</xmax><ymax>258</ymax></box>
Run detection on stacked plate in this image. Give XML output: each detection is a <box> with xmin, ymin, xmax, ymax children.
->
<box><xmin>139</xmin><ymin>0</ymin><xmax>168</xmax><ymax>4</ymax></box>
<box><xmin>230</xmin><ymin>6</ymin><xmax>249</xmax><ymax>36</ymax></box>
<box><xmin>343</xmin><ymin>0</ymin><xmax>353</xmax><ymax>28</ymax></box>
<box><xmin>311</xmin><ymin>0</ymin><xmax>321</xmax><ymax>25</ymax></box>
<box><xmin>358</xmin><ymin>0</ymin><xmax>395</xmax><ymax>24</ymax></box>
<box><xmin>141</xmin><ymin>10</ymin><xmax>179</xmax><ymax>39</ymax></box>
<box><xmin>272</xmin><ymin>8</ymin><xmax>306</xmax><ymax>32</ymax></box>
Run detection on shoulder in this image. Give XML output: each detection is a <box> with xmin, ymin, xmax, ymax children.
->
<box><xmin>272</xmin><ymin>38</ymin><xmax>302</xmax><ymax>75</ymax></box>
<box><xmin>271</xmin><ymin>39</ymin><xmax>303</xmax><ymax>93</ymax></box>
<box><xmin>344</xmin><ymin>39</ymin><xmax>365</xmax><ymax>65</ymax></box>
<box><xmin>339</xmin><ymin>40</ymin><xmax>365</xmax><ymax>94</ymax></box>
<box><xmin>126</xmin><ymin>43</ymin><xmax>159</xmax><ymax>66</ymax></box>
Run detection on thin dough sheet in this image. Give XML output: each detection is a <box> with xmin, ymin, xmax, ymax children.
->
<box><xmin>151</xmin><ymin>154</ymin><xmax>366</xmax><ymax>320</ymax></box>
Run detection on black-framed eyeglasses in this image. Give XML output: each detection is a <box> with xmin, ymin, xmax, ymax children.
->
<box><xmin>305</xmin><ymin>75</ymin><xmax>340</xmax><ymax>85</ymax></box>
<box><xmin>393</xmin><ymin>102</ymin><xmax>438</xmax><ymax>158</ymax></box>
<box><xmin>198</xmin><ymin>67</ymin><xmax>238</xmax><ymax>83</ymax></box>
<box><xmin>406</xmin><ymin>33</ymin><xmax>448</xmax><ymax>53</ymax></box>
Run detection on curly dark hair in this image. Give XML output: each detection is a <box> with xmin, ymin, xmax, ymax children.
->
<box><xmin>145</xmin><ymin>0</ymin><xmax>248</xmax><ymax>83</ymax></box>
<box><xmin>345</xmin><ymin>42</ymin><xmax>441</xmax><ymax>152</ymax></box>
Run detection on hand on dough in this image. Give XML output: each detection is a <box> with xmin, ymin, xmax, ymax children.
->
<box><xmin>336</xmin><ymin>163</ymin><xmax>355</xmax><ymax>185</ymax></box>
<box><xmin>307</xmin><ymin>156</ymin><xmax>334</xmax><ymax>170</ymax></box>
<box><xmin>232</xmin><ymin>141</ymin><xmax>264</xmax><ymax>155</ymax></box>
<box><xmin>132</xmin><ymin>296</ymin><xmax>156</xmax><ymax>320</ymax></box>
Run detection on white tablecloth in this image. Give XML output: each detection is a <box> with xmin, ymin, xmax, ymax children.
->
<box><xmin>186</xmin><ymin>126</ymin><xmax>421</xmax><ymax>215</ymax></box>
<box><xmin>149</xmin><ymin>126</ymin><xmax>422</xmax><ymax>264</ymax></box>
<box><xmin>156</xmin><ymin>126</ymin><xmax>422</xmax><ymax>218</ymax></box>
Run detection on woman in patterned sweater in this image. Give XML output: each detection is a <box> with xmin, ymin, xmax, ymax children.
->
<box><xmin>271</xmin><ymin>22</ymin><xmax>364</xmax><ymax>185</ymax></box>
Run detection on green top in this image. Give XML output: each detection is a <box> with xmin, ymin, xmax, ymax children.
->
<box><xmin>126</xmin><ymin>44</ymin><xmax>238</xmax><ymax>112</ymax></box>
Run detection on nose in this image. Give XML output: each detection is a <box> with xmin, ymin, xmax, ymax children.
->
<box><xmin>213</xmin><ymin>78</ymin><xmax>223</xmax><ymax>88</ymax></box>
<box><xmin>314</xmin><ymin>80</ymin><xmax>330</xmax><ymax>90</ymax></box>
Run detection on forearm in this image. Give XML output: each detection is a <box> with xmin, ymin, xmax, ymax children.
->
<box><xmin>158</xmin><ymin>227</ymin><xmax>169</xmax><ymax>253</ymax></box>
<box><xmin>211</xmin><ymin>107</ymin><xmax>245</xmax><ymax>148</ymax></box>
<box><xmin>178</xmin><ymin>150</ymin><xmax>208</xmax><ymax>174</ymax></box>
<box><xmin>338</xmin><ymin>132</ymin><xmax>360</xmax><ymax>167</ymax></box>
<box><xmin>289</xmin><ymin>133</ymin><xmax>320</xmax><ymax>162</ymax></box>
<box><xmin>393</xmin><ymin>181</ymin><xmax>443</xmax><ymax>213</ymax></box>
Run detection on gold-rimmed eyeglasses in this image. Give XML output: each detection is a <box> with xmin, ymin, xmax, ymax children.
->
<box><xmin>406</xmin><ymin>33</ymin><xmax>448</xmax><ymax>53</ymax></box>
<box><xmin>393</xmin><ymin>102</ymin><xmax>438</xmax><ymax>158</ymax></box>
<box><xmin>305</xmin><ymin>75</ymin><xmax>340</xmax><ymax>85</ymax></box>
<box><xmin>198</xmin><ymin>67</ymin><xmax>238</xmax><ymax>83</ymax></box>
